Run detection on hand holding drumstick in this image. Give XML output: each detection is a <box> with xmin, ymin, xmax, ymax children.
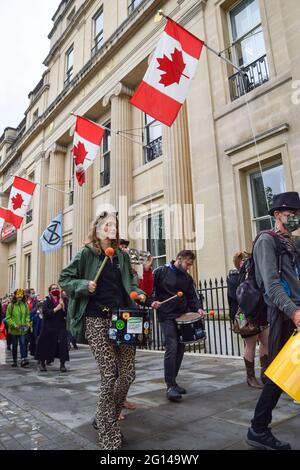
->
<box><xmin>151</xmin><ymin>291</ymin><xmax>183</xmax><ymax>310</ymax></box>
<box><xmin>88</xmin><ymin>247</ymin><xmax>115</xmax><ymax>293</ymax></box>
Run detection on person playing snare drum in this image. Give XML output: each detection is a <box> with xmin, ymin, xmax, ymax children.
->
<box><xmin>151</xmin><ymin>250</ymin><xmax>205</xmax><ymax>402</ymax></box>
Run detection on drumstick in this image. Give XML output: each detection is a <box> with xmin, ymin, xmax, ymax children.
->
<box><xmin>160</xmin><ymin>291</ymin><xmax>183</xmax><ymax>305</ymax></box>
<box><xmin>93</xmin><ymin>247</ymin><xmax>115</xmax><ymax>283</ymax></box>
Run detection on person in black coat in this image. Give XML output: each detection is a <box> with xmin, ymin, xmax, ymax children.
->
<box><xmin>151</xmin><ymin>250</ymin><xmax>205</xmax><ymax>402</ymax></box>
<box><xmin>35</xmin><ymin>284</ymin><xmax>69</xmax><ymax>372</ymax></box>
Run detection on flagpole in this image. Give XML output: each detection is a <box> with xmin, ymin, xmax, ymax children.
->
<box><xmin>70</xmin><ymin>112</ymin><xmax>147</xmax><ymax>149</ymax></box>
<box><xmin>156</xmin><ymin>10</ymin><xmax>270</xmax><ymax>212</ymax></box>
<box><xmin>156</xmin><ymin>10</ymin><xmax>246</xmax><ymax>76</ymax></box>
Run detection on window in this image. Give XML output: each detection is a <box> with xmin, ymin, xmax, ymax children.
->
<box><xmin>249</xmin><ymin>162</ymin><xmax>285</xmax><ymax>234</ymax></box>
<box><xmin>32</xmin><ymin>109</ymin><xmax>39</xmax><ymax>124</ymax></box>
<box><xmin>26</xmin><ymin>172</ymin><xmax>34</xmax><ymax>224</ymax></box>
<box><xmin>100</xmin><ymin>122</ymin><xmax>110</xmax><ymax>187</ymax></box>
<box><xmin>64</xmin><ymin>45</ymin><xmax>74</xmax><ymax>87</ymax></box>
<box><xmin>146</xmin><ymin>212</ymin><xmax>166</xmax><ymax>268</ymax></box>
<box><xmin>69</xmin><ymin>157</ymin><xmax>74</xmax><ymax>206</ymax></box>
<box><xmin>67</xmin><ymin>7</ymin><xmax>76</xmax><ymax>25</ymax></box>
<box><xmin>144</xmin><ymin>114</ymin><xmax>162</xmax><ymax>164</ymax></box>
<box><xmin>228</xmin><ymin>0</ymin><xmax>269</xmax><ymax>100</ymax></box>
<box><xmin>9</xmin><ymin>263</ymin><xmax>16</xmax><ymax>293</ymax></box>
<box><xmin>92</xmin><ymin>9</ymin><xmax>103</xmax><ymax>56</ymax></box>
<box><xmin>66</xmin><ymin>244</ymin><xmax>73</xmax><ymax>263</ymax></box>
<box><xmin>25</xmin><ymin>254</ymin><xmax>31</xmax><ymax>289</ymax></box>
<box><xmin>128</xmin><ymin>0</ymin><xmax>143</xmax><ymax>14</ymax></box>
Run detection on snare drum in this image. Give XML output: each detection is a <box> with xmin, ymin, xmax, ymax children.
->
<box><xmin>108</xmin><ymin>308</ymin><xmax>152</xmax><ymax>346</ymax></box>
<box><xmin>176</xmin><ymin>312</ymin><xmax>206</xmax><ymax>344</ymax></box>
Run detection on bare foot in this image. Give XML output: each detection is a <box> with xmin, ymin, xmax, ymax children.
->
<box><xmin>123</xmin><ymin>400</ymin><xmax>137</xmax><ymax>410</ymax></box>
<box><xmin>118</xmin><ymin>413</ymin><xmax>125</xmax><ymax>421</ymax></box>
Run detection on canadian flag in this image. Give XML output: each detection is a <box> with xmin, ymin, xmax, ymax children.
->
<box><xmin>73</xmin><ymin>116</ymin><xmax>105</xmax><ymax>186</ymax></box>
<box><xmin>0</xmin><ymin>176</ymin><xmax>36</xmax><ymax>230</ymax></box>
<box><xmin>130</xmin><ymin>18</ymin><xmax>204</xmax><ymax>126</ymax></box>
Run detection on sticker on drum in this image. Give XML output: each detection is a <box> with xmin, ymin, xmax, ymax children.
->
<box><xmin>137</xmin><ymin>334</ymin><xmax>143</xmax><ymax>342</ymax></box>
<box><xmin>109</xmin><ymin>328</ymin><xmax>117</xmax><ymax>340</ymax></box>
<box><xmin>124</xmin><ymin>334</ymin><xmax>131</xmax><ymax>341</ymax></box>
<box><xmin>111</xmin><ymin>314</ymin><xmax>118</xmax><ymax>321</ymax></box>
<box><xmin>144</xmin><ymin>321</ymin><xmax>149</xmax><ymax>329</ymax></box>
<box><xmin>123</xmin><ymin>312</ymin><xmax>130</xmax><ymax>320</ymax></box>
<box><xmin>144</xmin><ymin>328</ymin><xmax>149</xmax><ymax>335</ymax></box>
<box><xmin>127</xmin><ymin>317</ymin><xmax>143</xmax><ymax>334</ymax></box>
<box><xmin>116</xmin><ymin>320</ymin><xmax>125</xmax><ymax>330</ymax></box>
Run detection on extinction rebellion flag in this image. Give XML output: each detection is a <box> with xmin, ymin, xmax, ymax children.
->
<box><xmin>40</xmin><ymin>211</ymin><xmax>63</xmax><ymax>253</ymax></box>
<box><xmin>73</xmin><ymin>116</ymin><xmax>105</xmax><ymax>186</ymax></box>
<box><xmin>130</xmin><ymin>18</ymin><xmax>204</xmax><ymax>126</ymax></box>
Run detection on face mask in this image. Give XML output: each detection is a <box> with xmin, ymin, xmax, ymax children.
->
<box><xmin>283</xmin><ymin>214</ymin><xmax>300</xmax><ymax>233</ymax></box>
<box><xmin>51</xmin><ymin>289</ymin><xmax>60</xmax><ymax>297</ymax></box>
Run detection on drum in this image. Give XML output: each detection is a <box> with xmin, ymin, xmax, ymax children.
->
<box><xmin>108</xmin><ymin>308</ymin><xmax>152</xmax><ymax>346</ymax></box>
<box><xmin>176</xmin><ymin>312</ymin><xmax>206</xmax><ymax>344</ymax></box>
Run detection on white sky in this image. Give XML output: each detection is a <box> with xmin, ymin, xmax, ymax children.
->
<box><xmin>0</xmin><ymin>0</ymin><xmax>60</xmax><ymax>136</ymax></box>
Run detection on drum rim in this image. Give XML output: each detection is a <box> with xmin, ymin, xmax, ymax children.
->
<box><xmin>176</xmin><ymin>312</ymin><xmax>202</xmax><ymax>323</ymax></box>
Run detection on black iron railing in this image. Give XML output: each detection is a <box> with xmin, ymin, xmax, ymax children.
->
<box><xmin>144</xmin><ymin>136</ymin><xmax>162</xmax><ymax>164</ymax></box>
<box><xmin>128</xmin><ymin>0</ymin><xmax>142</xmax><ymax>14</ymax></box>
<box><xmin>229</xmin><ymin>54</ymin><xmax>269</xmax><ymax>101</ymax></box>
<box><xmin>138</xmin><ymin>278</ymin><xmax>244</xmax><ymax>357</ymax></box>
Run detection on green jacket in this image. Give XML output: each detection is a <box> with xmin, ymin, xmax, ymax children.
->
<box><xmin>58</xmin><ymin>244</ymin><xmax>145</xmax><ymax>342</ymax></box>
<box><xmin>5</xmin><ymin>301</ymin><xmax>30</xmax><ymax>336</ymax></box>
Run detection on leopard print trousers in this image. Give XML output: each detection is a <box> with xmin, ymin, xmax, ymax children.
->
<box><xmin>85</xmin><ymin>317</ymin><xmax>136</xmax><ymax>450</ymax></box>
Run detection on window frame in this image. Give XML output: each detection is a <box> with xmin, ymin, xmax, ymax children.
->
<box><xmin>143</xmin><ymin>114</ymin><xmax>162</xmax><ymax>164</ymax></box>
<box><xmin>64</xmin><ymin>45</ymin><xmax>74</xmax><ymax>87</ymax></box>
<box><xmin>247</xmin><ymin>160</ymin><xmax>285</xmax><ymax>236</ymax></box>
<box><xmin>92</xmin><ymin>8</ymin><xmax>104</xmax><ymax>56</ymax></box>
<box><xmin>146</xmin><ymin>210</ymin><xmax>166</xmax><ymax>269</ymax></box>
<box><xmin>100</xmin><ymin>121</ymin><xmax>111</xmax><ymax>188</ymax></box>
<box><xmin>25</xmin><ymin>253</ymin><xmax>31</xmax><ymax>289</ymax></box>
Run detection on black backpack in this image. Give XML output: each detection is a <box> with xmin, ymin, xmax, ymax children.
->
<box><xmin>235</xmin><ymin>230</ymin><xmax>285</xmax><ymax>326</ymax></box>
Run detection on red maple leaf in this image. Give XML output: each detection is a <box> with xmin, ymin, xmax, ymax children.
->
<box><xmin>73</xmin><ymin>141</ymin><xmax>88</xmax><ymax>166</ymax></box>
<box><xmin>157</xmin><ymin>48</ymin><xmax>189</xmax><ymax>87</ymax></box>
<box><xmin>11</xmin><ymin>193</ymin><xmax>24</xmax><ymax>210</ymax></box>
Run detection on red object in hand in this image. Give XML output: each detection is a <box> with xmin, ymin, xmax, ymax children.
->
<box><xmin>209</xmin><ymin>310</ymin><xmax>215</xmax><ymax>317</ymax></box>
<box><xmin>177</xmin><ymin>291</ymin><xmax>183</xmax><ymax>298</ymax></box>
<box><xmin>105</xmin><ymin>247</ymin><xmax>115</xmax><ymax>257</ymax></box>
<box><xmin>130</xmin><ymin>291</ymin><xmax>138</xmax><ymax>300</ymax></box>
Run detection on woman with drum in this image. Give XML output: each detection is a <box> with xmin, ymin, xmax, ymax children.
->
<box><xmin>151</xmin><ymin>250</ymin><xmax>205</xmax><ymax>402</ymax></box>
<box><xmin>58</xmin><ymin>211</ymin><xmax>145</xmax><ymax>450</ymax></box>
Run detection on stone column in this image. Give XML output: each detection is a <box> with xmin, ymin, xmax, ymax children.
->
<box><xmin>103</xmin><ymin>82</ymin><xmax>134</xmax><ymax>239</ymax></box>
<box><xmin>72</xmin><ymin>158</ymin><xmax>93</xmax><ymax>254</ymax></box>
<box><xmin>44</xmin><ymin>144</ymin><xmax>66</xmax><ymax>289</ymax></box>
<box><xmin>163</xmin><ymin>103</ymin><xmax>198</xmax><ymax>278</ymax></box>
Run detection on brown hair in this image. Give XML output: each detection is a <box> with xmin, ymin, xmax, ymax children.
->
<box><xmin>233</xmin><ymin>251</ymin><xmax>250</xmax><ymax>270</ymax></box>
<box><xmin>85</xmin><ymin>211</ymin><xmax>120</xmax><ymax>255</ymax></box>
<box><xmin>176</xmin><ymin>250</ymin><xmax>196</xmax><ymax>260</ymax></box>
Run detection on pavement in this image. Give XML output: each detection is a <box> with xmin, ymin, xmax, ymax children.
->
<box><xmin>0</xmin><ymin>345</ymin><xmax>300</xmax><ymax>451</ymax></box>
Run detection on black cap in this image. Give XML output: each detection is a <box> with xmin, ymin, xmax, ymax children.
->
<box><xmin>119</xmin><ymin>239</ymin><xmax>129</xmax><ymax>247</ymax></box>
<box><xmin>268</xmin><ymin>191</ymin><xmax>300</xmax><ymax>216</ymax></box>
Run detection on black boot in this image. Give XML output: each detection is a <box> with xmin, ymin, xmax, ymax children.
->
<box><xmin>39</xmin><ymin>361</ymin><xmax>47</xmax><ymax>372</ymax></box>
<box><xmin>244</xmin><ymin>358</ymin><xmax>263</xmax><ymax>389</ymax></box>
<box><xmin>60</xmin><ymin>362</ymin><xmax>67</xmax><ymax>372</ymax></box>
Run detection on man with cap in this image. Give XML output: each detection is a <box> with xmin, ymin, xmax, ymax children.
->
<box><xmin>246</xmin><ymin>192</ymin><xmax>300</xmax><ymax>450</ymax></box>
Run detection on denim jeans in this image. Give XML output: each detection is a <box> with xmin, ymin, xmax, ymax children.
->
<box><xmin>161</xmin><ymin>319</ymin><xmax>185</xmax><ymax>388</ymax></box>
<box><xmin>12</xmin><ymin>335</ymin><xmax>27</xmax><ymax>362</ymax></box>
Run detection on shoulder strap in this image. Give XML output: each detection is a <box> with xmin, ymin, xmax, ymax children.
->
<box><xmin>254</xmin><ymin>230</ymin><xmax>286</xmax><ymax>275</ymax></box>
